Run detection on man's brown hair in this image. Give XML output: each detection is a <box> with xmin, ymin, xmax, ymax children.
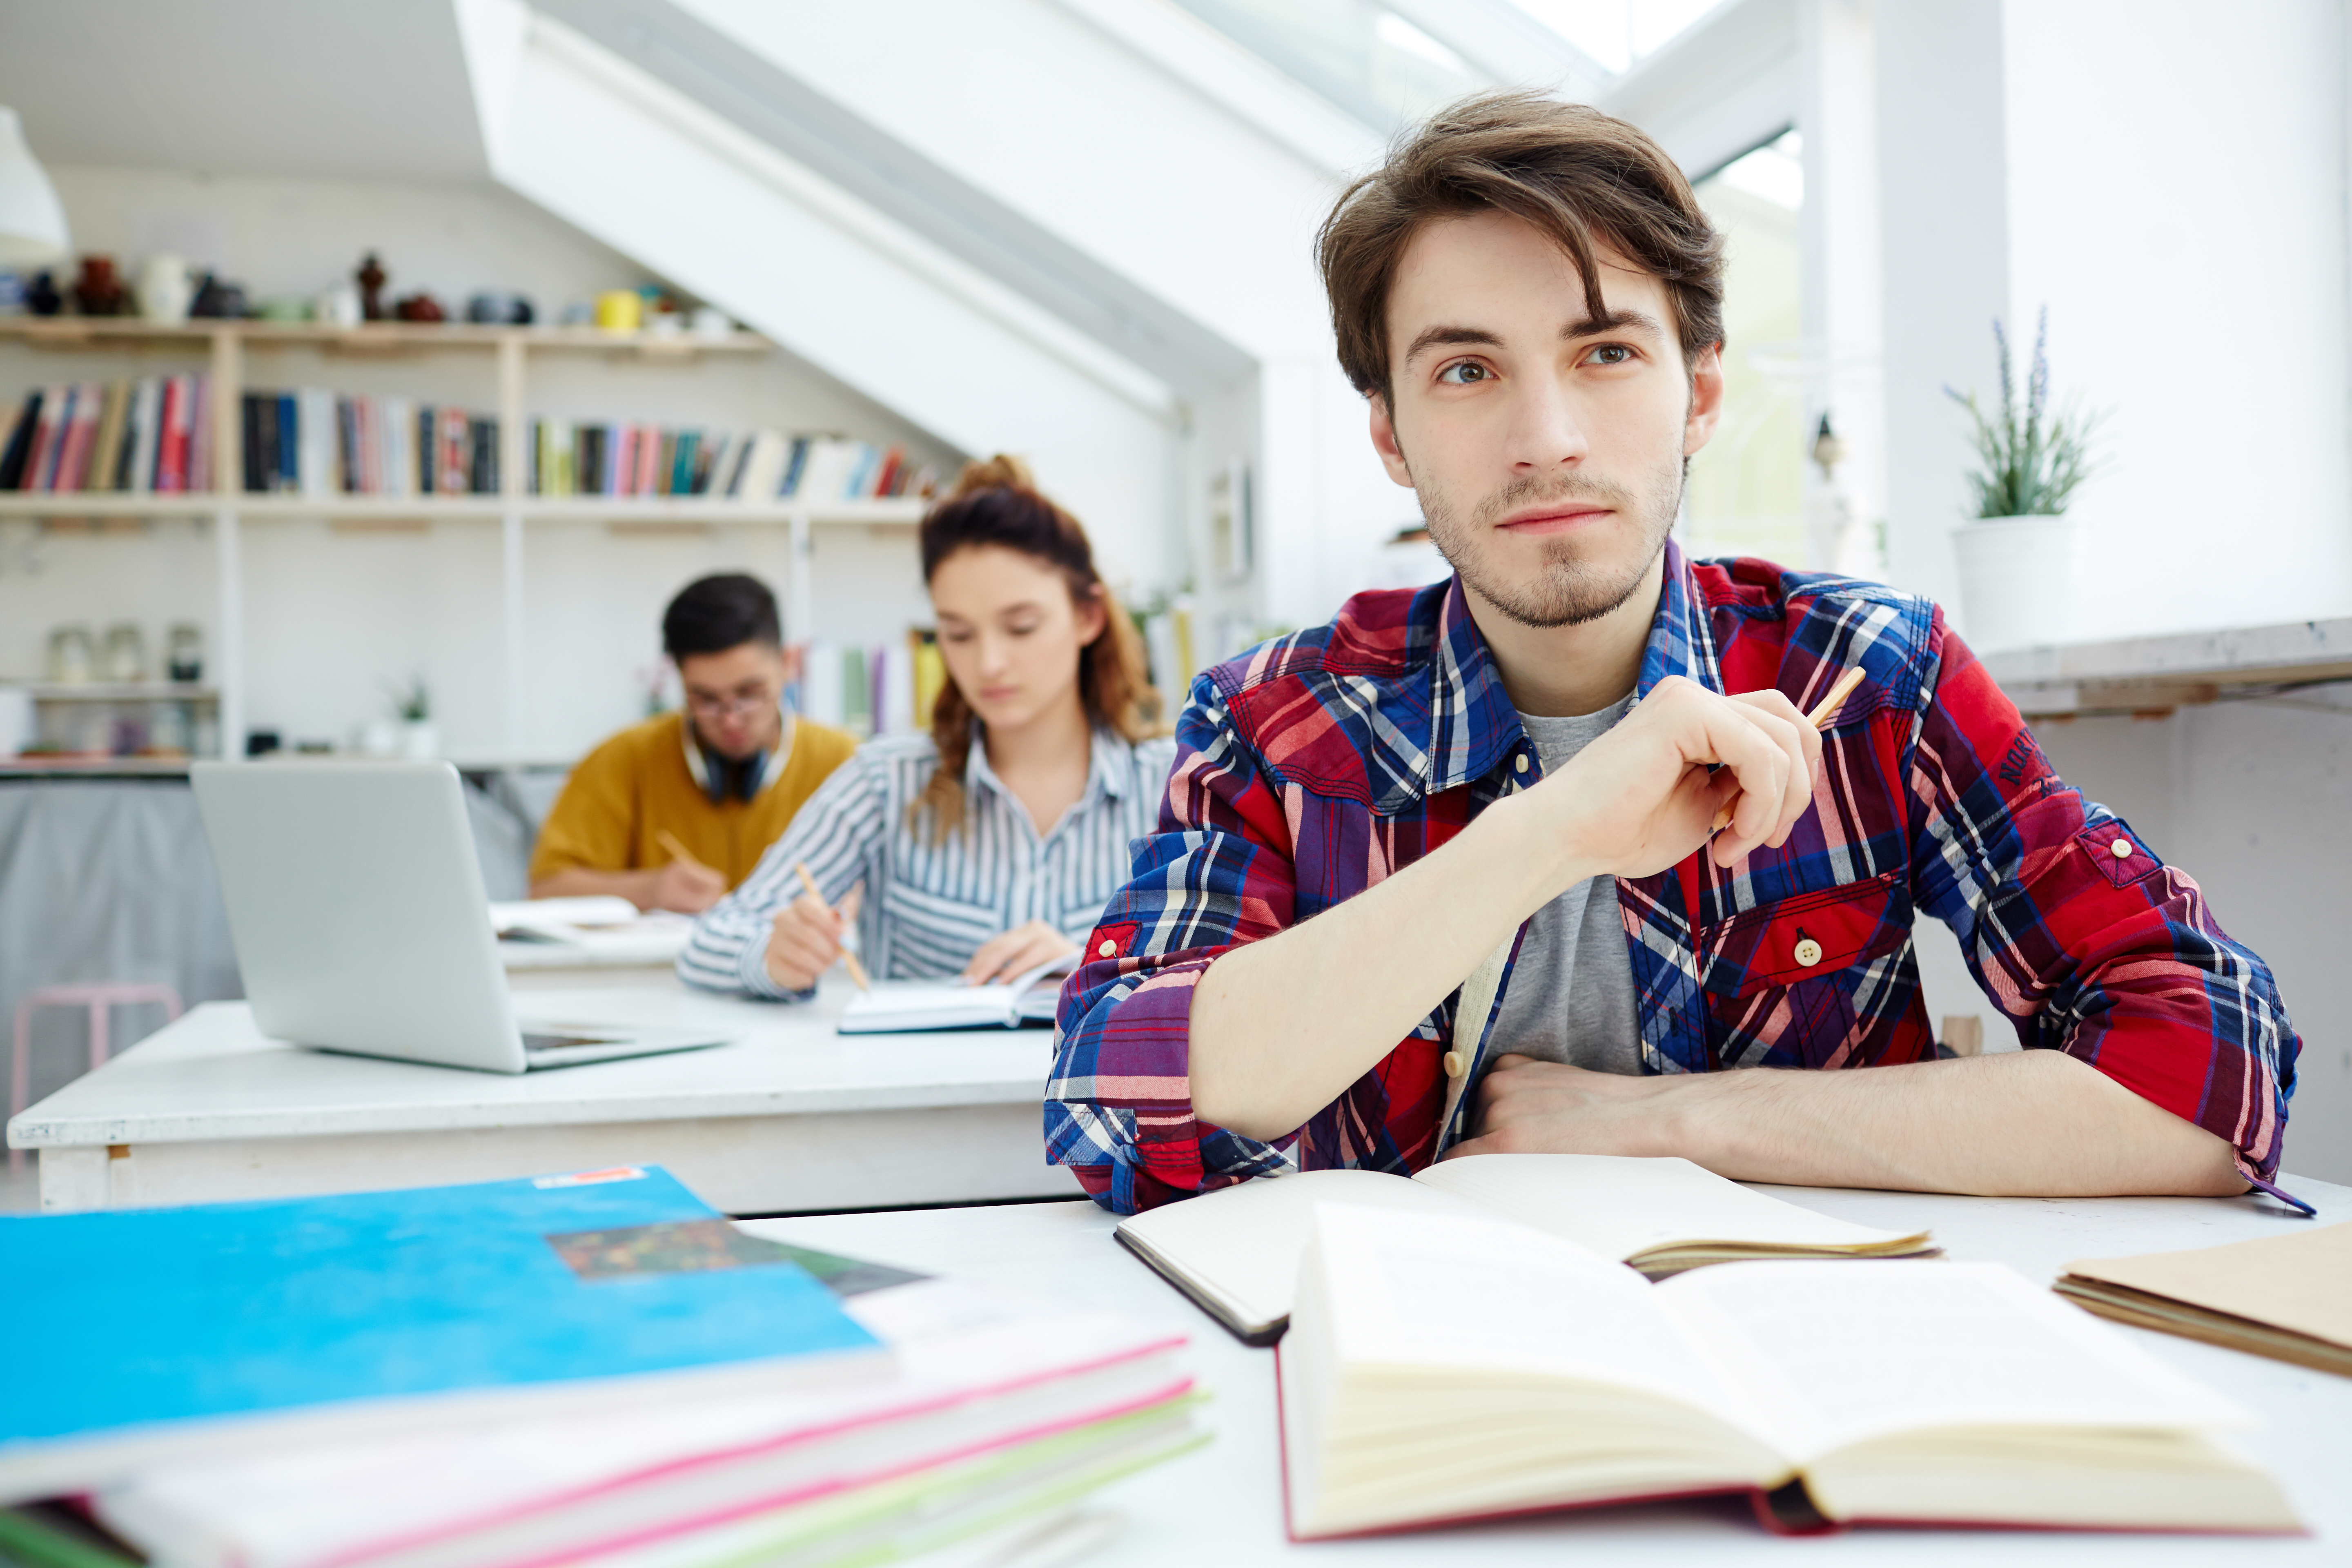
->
<box><xmin>1317</xmin><ymin>91</ymin><xmax>1726</xmax><ymax>405</ymax></box>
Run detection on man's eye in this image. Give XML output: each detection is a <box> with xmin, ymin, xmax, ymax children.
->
<box><xmin>1585</xmin><ymin>344</ymin><xmax>1633</xmax><ymax>366</ymax></box>
<box><xmin>1435</xmin><ymin>361</ymin><xmax>1489</xmax><ymax>385</ymax></box>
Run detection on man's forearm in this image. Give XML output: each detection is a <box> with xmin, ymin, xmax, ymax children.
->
<box><xmin>1664</xmin><ymin>1050</ymin><xmax>2246</xmax><ymax>1196</ymax></box>
<box><xmin>1189</xmin><ymin>792</ymin><xmax>1575</xmax><ymax>1140</ymax></box>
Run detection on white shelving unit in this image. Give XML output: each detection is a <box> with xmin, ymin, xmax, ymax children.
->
<box><xmin>0</xmin><ymin>318</ymin><xmax>926</xmax><ymax>763</ymax></box>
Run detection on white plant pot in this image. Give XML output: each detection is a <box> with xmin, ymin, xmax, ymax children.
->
<box><xmin>1951</xmin><ymin>514</ymin><xmax>2080</xmax><ymax>653</ymax></box>
<box><xmin>400</xmin><ymin>720</ymin><xmax>439</xmax><ymax>761</ymax></box>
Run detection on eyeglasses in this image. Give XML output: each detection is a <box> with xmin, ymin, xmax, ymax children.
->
<box><xmin>684</xmin><ymin>687</ymin><xmax>778</xmax><ymax>720</ymax></box>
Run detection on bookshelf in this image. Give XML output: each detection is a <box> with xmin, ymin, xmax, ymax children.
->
<box><xmin>0</xmin><ymin>319</ymin><xmax>930</xmax><ymax>764</ymax></box>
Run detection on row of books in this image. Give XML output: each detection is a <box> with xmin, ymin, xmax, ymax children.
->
<box><xmin>529</xmin><ymin>427</ymin><xmax>936</xmax><ymax>503</ymax></box>
<box><xmin>235</xmin><ymin>398</ymin><xmax>940</xmax><ymax>503</ymax></box>
<box><xmin>241</xmin><ymin>390</ymin><xmax>503</xmax><ymax>498</ymax></box>
<box><xmin>790</xmin><ymin>637</ymin><xmax>930</xmax><ymax>738</ymax></box>
<box><xmin>0</xmin><ymin>379</ymin><xmax>216</xmax><ymax>494</ymax></box>
<box><xmin>0</xmin><ymin>381</ymin><xmax>934</xmax><ymax>507</ymax></box>
<box><xmin>1</xmin><ymin>1167</ymin><xmax>1202</xmax><ymax>1568</ymax></box>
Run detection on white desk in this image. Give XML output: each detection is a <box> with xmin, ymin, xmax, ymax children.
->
<box><xmin>746</xmin><ymin>1179</ymin><xmax>2352</xmax><ymax>1565</ymax></box>
<box><xmin>5</xmin><ymin>977</ymin><xmax>1079</xmax><ymax>1215</ymax></box>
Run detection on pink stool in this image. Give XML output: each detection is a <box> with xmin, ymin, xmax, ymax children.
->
<box><xmin>10</xmin><ymin>982</ymin><xmax>183</xmax><ymax>1172</ymax></box>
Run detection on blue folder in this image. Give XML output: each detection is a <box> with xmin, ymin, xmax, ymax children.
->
<box><xmin>0</xmin><ymin>1167</ymin><xmax>879</xmax><ymax>1496</ymax></box>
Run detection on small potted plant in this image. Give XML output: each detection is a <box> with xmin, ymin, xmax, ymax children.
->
<box><xmin>389</xmin><ymin>675</ymin><xmax>436</xmax><ymax>761</ymax></box>
<box><xmin>1947</xmin><ymin>308</ymin><xmax>2105</xmax><ymax>651</ymax></box>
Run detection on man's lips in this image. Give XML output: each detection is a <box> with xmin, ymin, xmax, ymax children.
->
<box><xmin>1495</xmin><ymin>505</ymin><xmax>1613</xmax><ymax>536</ymax></box>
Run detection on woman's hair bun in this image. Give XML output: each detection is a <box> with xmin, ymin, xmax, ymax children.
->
<box><xmin>947</xmin><ymin>453</ymin><xmax>1035</xmax><ymax>499</ymax></box>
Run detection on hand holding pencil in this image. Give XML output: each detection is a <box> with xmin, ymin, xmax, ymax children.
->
<box><xmin>1708</xmin><ymin>666</ymin><xmax>1866</xmax><ymax>835</ymax></box>
<box><xmin>759</xmin><ymin>861</ymin><xmax>871</xmax><ymax>993</ymax></box>
<box><xmin>646</xmin><ymin>829</ymin><xmax>728</xmax><ymax>913</ymax></box>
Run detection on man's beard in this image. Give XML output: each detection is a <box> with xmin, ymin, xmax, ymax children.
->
<box><xmin>1417</xmin><ymin>456</ymin><xmax>1684</xmax><ymax>630</ymax></box>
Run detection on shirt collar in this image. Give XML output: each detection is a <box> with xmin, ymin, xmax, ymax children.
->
<box><xmin>1422</xmin><ymin>537</ymin><xmax>1719</xmax><ymax>796</ymax></box>
<box><xmin>960</xmin><ymin>719</ymin><xmax>1131</xmax><ymax>811</ymax></box>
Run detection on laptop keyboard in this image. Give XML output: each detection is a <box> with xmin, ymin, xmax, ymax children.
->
<box><xmin>521</xmin><ymin>1031</ymin><xmax>617</xmax><ymax>1053</ymax></box>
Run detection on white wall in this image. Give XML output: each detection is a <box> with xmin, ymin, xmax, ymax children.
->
<box><xmin>0</xmin><ymin>166</ymin><xmax>959</xmax><ymax>760</ymax></box>
<box><xmin>1877</xmin><ymin>0</ymin><xmax>2352</xmax><ymax>641</ymax></box>
<box><xmin>644</xmin><ymin>0</ymin><xmax>1404</xmax><ymax>635</ymax></box>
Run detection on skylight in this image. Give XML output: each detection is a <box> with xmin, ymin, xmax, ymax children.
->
<box><xmin>1498</xmin><ymin>0</ymin><xmax>1728</xmax><ymax>74</ymax></box>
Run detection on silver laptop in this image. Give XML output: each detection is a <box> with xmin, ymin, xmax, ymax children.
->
<box><xmin>191</xmin><ymin>760</ymin><xmax>731</xmax><ymax>1073</ymax></box>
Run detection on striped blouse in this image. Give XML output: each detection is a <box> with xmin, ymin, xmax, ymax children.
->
<box><xmin>679</xmin><ymin>726</ymin><xmax>1178</xmax><ymax>999</ymax></box>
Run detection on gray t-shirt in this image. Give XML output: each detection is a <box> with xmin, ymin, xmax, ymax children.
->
<box><xmin>1484</xmin><ymin>696</ymin><xmax>1644</xmax><ymax>1074</ymax></box>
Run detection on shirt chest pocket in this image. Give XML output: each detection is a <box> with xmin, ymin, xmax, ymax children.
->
<box><xmin>878</xmin><ymin>877</ymin><xmax>1005</xmax><ymax>979</ymax></box>
<box><xmin>1698</xmin><ymin>871</ymin><xmax>1911</xmax><ymax>1069</ymax></box>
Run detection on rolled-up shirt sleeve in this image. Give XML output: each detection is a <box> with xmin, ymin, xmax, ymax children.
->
<box><xmin>1046</xmin><ymin>676</ymin><xmax>1320</xmax><ymax>1212</ymax></box>
<box><xmin>1907</xmin><ymin>613</ymin><xmax>2300</xmax><ymax>1189</ymax></box>
<box><xmin>677</xmin><ymin>750</ymin><xmax>886</xmax><ymax>999</ymax></box>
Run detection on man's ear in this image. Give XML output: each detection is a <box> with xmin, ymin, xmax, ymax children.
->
<box><xmin>1683</xmin><ymin>341</ymin><xmax>1726</xmax><ymax>457</ymax></box>
<box><xmin>1367</xmin><ymin>393</ymin><xmax>1417</xmax><ymax>488</ymax></box>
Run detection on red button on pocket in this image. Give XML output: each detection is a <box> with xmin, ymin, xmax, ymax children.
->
<box><xmin>1088</xmin><ymin>921</ymin><xmax>1140</xmax><ymax>962</ymax></box>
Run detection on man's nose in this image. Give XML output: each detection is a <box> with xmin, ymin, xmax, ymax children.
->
<box><xmin>1506</xmin><ymin>375</ymin><xmax>1590</xmax><ymax>471</ymax></box>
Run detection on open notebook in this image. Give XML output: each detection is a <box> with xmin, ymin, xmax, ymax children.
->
<box><xmin>1115</xmin><ymin>1154</ymin><xmax>1937</xmax><ymax>1344</ymax></box>
<box><xmin>1278</xmin><ymin>1204</ymin><xmax>2296</xmax><ymax>1539</ymax></box>
<box><xmin>836</xmin><ymin>955</ymin><xmax>1074</xmax><ymax>1035</ymax></box>
<box><xmin>490</xmin><ymin>898</ymin><xmax>692</xmax><ymax>964</ymax></box>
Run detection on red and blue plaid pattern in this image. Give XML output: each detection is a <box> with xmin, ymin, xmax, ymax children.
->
<box><xmin>1046</xmin><ymin>542</ymin><xmax>2301</xmax><ymax>1214</ymax></box>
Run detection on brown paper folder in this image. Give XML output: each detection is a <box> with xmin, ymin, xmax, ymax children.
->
<box><xmin>2055</xmin><ymin>1219</ymin><xmax>2352</xmax><ymax>1376</ymax></box>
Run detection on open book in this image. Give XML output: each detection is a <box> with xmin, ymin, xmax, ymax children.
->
<box><xmin>1114</xmin><ymin>1154</ymin><xmax>1936</xmax><ymax>1343</ymax></box>
<box><xmin>489</xmin><ymin>898</ymin><xmax>692</xmax><ymax>964</ymax></box>
<box><xmin>836</xmin><ymin>955</ymin><xmax>1073</xmax><ymax>1035</ymax></box>
<box><xmin>2055</xmin><ymin>1220</ymin><xmax>2352</xmax><ymax>1376</ymax></box>
<box><xmin>1280</xmin><ymin>1203</ymin><xmax>2298</xmax><ymax>1539</ymax></box>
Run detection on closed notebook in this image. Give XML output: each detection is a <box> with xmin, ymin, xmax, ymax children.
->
<box><xmin>2055</xmin><ymin>1219</ymin><xmax>2352</xmax><ymax>1376</ymax></box>
<box><xmin>0</xmin><ymin>1167</ymin><xmax>881</xmax><ymax>1503</ymax></box>
<box><xmin>92</xmin><ymin>1244</ymin><xmax>1201</xmax><ymax>1568</ymax></box>
<box><xmin>1115</xmin><ymin>1153</ymin><xmax>1936</xmax><ymax>1344</ymax></box>
<box><xmin>836</xmin><ymin>955</ymin><xmax>1074</xmax><ymax>1035</ymax></box>
<box><xmin>1279</xmin><ymin>1204</ymin><xmax>2297</xmax><ymax>1539</ymax></box>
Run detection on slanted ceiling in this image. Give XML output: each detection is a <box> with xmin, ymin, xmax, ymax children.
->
<box><xmin>0</xmin><ymin>0</ymin><xmax>488</xmax><ymax>181</ymax></box>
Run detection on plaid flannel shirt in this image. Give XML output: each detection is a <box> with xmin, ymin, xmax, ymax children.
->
<box><xmin>1045</xmin><ymin>542</ymin><xmax>2301</xmax><ymax>1214</ymax></box>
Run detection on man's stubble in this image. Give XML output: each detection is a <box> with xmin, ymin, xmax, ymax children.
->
<box><xmin>1408</xmin><ymin>428</ymin><xmax>1688</xmax><ymax>632</ymax></box>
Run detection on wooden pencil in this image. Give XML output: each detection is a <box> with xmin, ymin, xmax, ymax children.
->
<box><xmin>1709</xmin><ymin>665</ymin><xmax>1868</xmax><ymax>834</ymax></box>
<box><xmin>793</xmin><ymin>860</ymin><xmax>872</xmax><ymax>991</ymax></box>
<box><xmin>654</xmin><ymin>828</ymin><xmax>704</xmax><ymax>868</ymax></box>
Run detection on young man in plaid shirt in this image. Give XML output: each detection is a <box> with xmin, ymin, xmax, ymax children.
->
<box><xmin>1046</xmin><ymin>93</ymin><xmax>2300</xmax><ymax>1216</ymax></box>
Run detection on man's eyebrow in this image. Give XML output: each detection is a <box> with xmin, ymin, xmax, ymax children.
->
<box><xmin>1564</xmin><ymin>309</ymin><xmax>1664</xmax><ymax>341</ymax></box>
<box><xmin>1402</xmin><ymin>324</ymin><xmax>1502</xmax><ymax>363</ymax></box>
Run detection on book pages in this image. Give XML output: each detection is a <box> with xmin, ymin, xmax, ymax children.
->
<box><xmin>1412</xmin><ymin>1154</ymin><xmax>1928</xmax><ymax>1267</ymax></box>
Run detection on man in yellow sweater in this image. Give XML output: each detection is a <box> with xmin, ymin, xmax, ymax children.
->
<box><xmin>529</xmin><ymin>573</ymin><xmax>857</xmax><ymax>912</ymax></box>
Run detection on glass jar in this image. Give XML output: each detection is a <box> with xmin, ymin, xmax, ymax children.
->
<box><xmin>167</xmin><ymin>622</ymin><xmax>204</xmax><ymax>684</ymax></box>
<box><xmin>46</xmin><ymin>624</ymin><xmax>94</xmax><ymax>684</ymax></box>
<box><xmin>102</xmin><ymin>621</ymin><xmax>147</xmax><ymax>684</ymax></box>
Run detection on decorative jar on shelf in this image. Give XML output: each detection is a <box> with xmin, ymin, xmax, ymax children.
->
<box><xmin>1952</xmin><ymin>514</ymin><xmax>2080</xmax><ymax>653</ymax></box>
<box><xmin>400</xmin><ymin>721</ymin><xmax>439</xmax><ymax>761</ymax></box>
<box><xmin>167</xmin><ymin>623</ymin><xmax>203</xmax><ymax>683</ymax></box>
<box><xmin>138</xmin><ymin>253</ymin><xmax>192</xmax><ymax>323</ymax></box>
<box><xmin>45</xmin><ymin>624</ymin><xmax>94</xmax><ymax>684</ymax></box>
<box><xmin>102</xmin><ymin>621</ymin><xmax>147</xmax><ymax>684</ymax></box>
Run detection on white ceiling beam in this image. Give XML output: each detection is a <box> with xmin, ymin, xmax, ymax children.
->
<box><xmin>1599</xmin><ymin>0</ymin><xmax>1800</xmax><ymax>178</ymax></box>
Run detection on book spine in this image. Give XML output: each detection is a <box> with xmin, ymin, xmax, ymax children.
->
<box><xmin>276</xmin><ymin>392</ymin><xmax>298</xmax><ymax>493</ymax></box>
<box><xmin>156</xmin><ymin>378</ymin><xmax>190</xmax><ymax>494</ymax></box>
<box><xmin>636</xmin><ymin>425</ymin><xmax>661</xmax><ymax>497</ymax></box>
<box><xmin>189</xmin><ymin>373</ymin><xmax>214</xmax><ymax>495</ymax></box>
<box><xmin>54</xmin><ymin>382</ymin><xmax>100</xmax><ymax>492</ymax></box>
<box><xmin>127</xmin><ymin>379</ymin><xmax>159</xmax><ymax>494</ymax></box>
<box><xmin>0</xmin><ymin>391</ymin><xmax>31</xmax><ymax>490</ymax></box>
<box><xmin>27</xmin><ymin>384</ymin><xmax>68</xmax><ymax>492</ymax></box>
<box><xmin>89</xmin><ymin>380</ymin><xmax>129</xmax><ymax>493</ymax></box>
